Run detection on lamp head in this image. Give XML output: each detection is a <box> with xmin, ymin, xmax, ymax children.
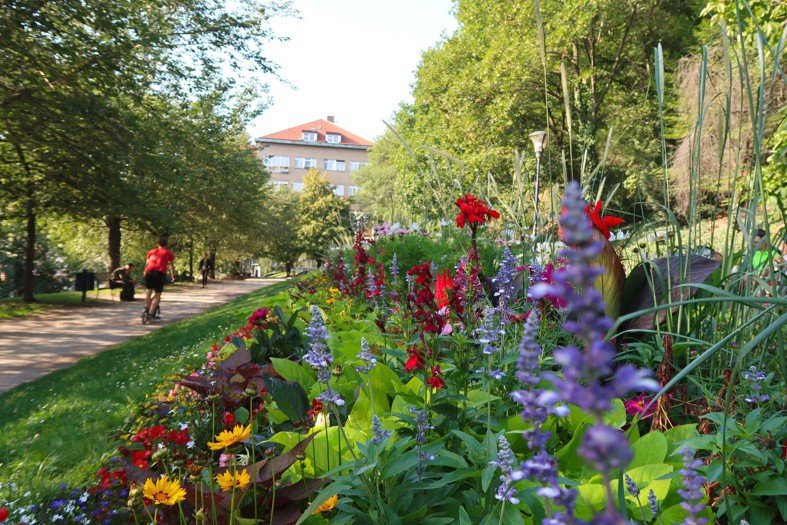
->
<box><xmin>529</xmin><ymin>130</ymin><xmax>548</xmax><ymax>155</ymax></box>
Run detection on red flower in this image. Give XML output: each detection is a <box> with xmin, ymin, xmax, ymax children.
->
<box><xmin>427</xmin><ymin>366</ymin><xmax>446</xmax><ymax>389</ymax></box>
<box><xmin>404</xmin><ymin>345</ymin><xmax>425</xmax><ymax>372</ymax></box>
<box><xmin>248</xmin><ymin>307</ymin><xmax>270</xmax><ymax>325</ymax></box>
<box><xmin>130</xmin><ymin>449</ymin><xmax>151</xmax><ymax>469</ymax></box>
<box><xmin>222</xmin><ymin>412</ymin><xmax>236</xmax><ymax>427</ymax></box>
<box><xmin>0</xmin><ymin>507</ymin><xmax>9</xmax><ymax>522</ymax></box>
<box><xmin>434</xmin><ymin>270</ymin><xmax>453</xmax><ymax>310</ymax></box>
<box><xmin>167</xmin><ymin>428</ymin><xmax>190</xmax><ymax>446</ymax></box>
<box><xmin>307</xmin><ymin>398</ymin><xmax>324</xmax><ymax>420</ymax></box>
<box><xmin>584</xmin><ymin>200</ymin><xmax>625</xmax><ymax>239</ymax></box>
<box><xmin>455</xmin><ymin>194</ymin><xmax>500</xmax><ymax>229</ymax></box>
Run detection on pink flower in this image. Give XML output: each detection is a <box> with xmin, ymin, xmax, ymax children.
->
<box><xmin>624</xmin><ymin>393</ymin><xmax>654</xmax><ymax>419</ymax></box>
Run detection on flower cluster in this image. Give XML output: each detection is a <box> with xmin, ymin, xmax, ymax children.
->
<box><xmin>742</xmin><ymin>366</ymin><xmax>769</xmax><ymax>403</ymax></box>
<box><xmin>512</xmin><ymin>311</ymin><xmax>575</xmax><ymax>520</ymax></box>
<box><xmin>121</xmin><ymin>424</ymin><xmax>191</xmax><ymax>469</ymax></box>
<box><xmin>455</xmin><ymin>194</ymin><xmax>500</xmax><ymax>229</ymax></box>
<box><xmin>678</xmin><ymin>448</ymin><xmax>708</xmax><ymax>525</ymax></box>
<box><xmin>410</xmin><ymin>407</ymin><xmax>435</xmax><ymax>477</ymax></box>
<box><xmin>493</xmin><ymin>246</ymin><xmax>518</xmax><ymax>315</ymax></box>
<box><xmin>371</xmin><ymin>415</ymin><xmax>391</xmax><ymax>446</ymax></box>
<box><xmin>584</xmin><ymin>200</ymin><xmax>625</xmax><ymax>239</ymax></box>
<box><xmin>304</xmin><ymin>306</ymin><xmax>344</xmax><ymax>407</ymax></box>
<box><xmin>351</xmin><ymin>231</ymin><xmax>374</xmax><ymax>295</ymax></box>
<box><xmin>491</xmin><ymin>435</ymin><xmax>520</xmax><ymax>505</ymax></box>
<box><xmin>356</xmin><ymin>338</ymin><xmax>377</xmax><ymax>374</ymax></box>
<box><xmin>248</xmin><ymin>307</ymin><xmax>270</xmax><ymax>326</ymax></box>
<box><xmin>530</xmin><ymin>182</ymin><xmax>657</xmax><ymax>516</ymax></box>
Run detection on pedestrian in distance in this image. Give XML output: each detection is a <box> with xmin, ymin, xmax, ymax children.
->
<box><xmin>143</xmin><ymin>237</ymin><xmax>176</xmax><ymax>319</ymax></box>
<box><xmin>199</xmin><ymin>253</ymin><xmax>213</xmax><ymax>288</ymax></box>
<box><xmin>110</xmin><ymin>262</ymin><xmax>137</xmax><ymax>301</ymax></box>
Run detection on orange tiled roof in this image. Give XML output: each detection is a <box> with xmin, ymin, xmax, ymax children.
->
<box><xmin>258</xmin><ymin>119</ymin><xmax>373</xmax><ymax>147</ymax></box>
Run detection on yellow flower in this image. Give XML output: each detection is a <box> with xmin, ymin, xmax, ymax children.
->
<box><xmin>328</xmin><ymin>288</ymin><xmax>340</xmax><ymax>294</ymax></box>
<box><xmin>326</xmin><ymin>297</ymin><xmax>336</xmax><ymax>304</ymax></box>
<box><xmin>215</xmin><ymin>469</ymin><xmax>251</xmax><ymax>491</ymax></box>
<box><xmin>207</xmin><ymin>424</ymin><xmax>251</xmax><ymax>450</ymax></box>
<box><xmin>313</xmin><ymin>494</ymin><xmax>339</xmax><ymax>514</ymax></box>
<box><xmin>142</xmin><ymin>475</ymin><xmax>187</xmax><ymax>506</ymax></box>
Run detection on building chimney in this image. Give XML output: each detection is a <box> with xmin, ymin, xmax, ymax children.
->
<box><xmin>327</xmin><ymin>115</ymin><xmax>335</xmax><ymax>123</ymax></box>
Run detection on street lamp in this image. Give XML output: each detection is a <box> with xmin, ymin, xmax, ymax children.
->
<box><xmin>528</xmin><ymin>130</ymin><xmax>547</xmax><ymax>238</ymax></box>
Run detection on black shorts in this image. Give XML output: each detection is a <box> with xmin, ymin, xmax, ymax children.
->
<box><xmin>144</xmin><ymin>271</ymin><xmax>166</xmax><ymax>293</ymax></box>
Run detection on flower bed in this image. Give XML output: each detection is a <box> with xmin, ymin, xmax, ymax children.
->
<box><xmin>1</xmin><ymin>184</ymin><xmax>784</xmax><ymax>524</ymax></box>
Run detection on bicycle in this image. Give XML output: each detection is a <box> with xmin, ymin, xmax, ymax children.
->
<box><xmin>141</xmin><ymin>305</ymin><xmax>161</xmax><ymax>325</ymax></box>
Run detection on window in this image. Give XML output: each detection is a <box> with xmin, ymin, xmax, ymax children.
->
<box><xmin>264</xmin><ymin>155</ymin><xmax>289</xmax><ymax>168</ymax></box>
<box><xmin>323</xmin><ymin>159</ymin><xmax>345</xmax><ymax>171</ymax></box>
<box><xmin>272</xmin><ymin>180</ymin><xmax>289</xmax><ymax>189</ymax></box>
<box><xmin>333</xmin><ymin>185</ymin><xmax>345</xmax><ymax>196</ymax></box>
<box><xmin>301</xmin><ymin>131</ymin><xmax>317</xmax><ymax>142</ymax></box>
<box><xmin>326</xmin><ymin>133</ymin><xmax>342</xmax><ymax>144</ymax></box>
<box><xmin>349</xmin><ymin>161</ymin><xmax>369</xmax><ymax>172</ymax></box>
<box><xmin>295</xmin><ymin>157</ymin><xmax>317</xmax><ymax>169</ymax></box>
<box><xmin>348</xmin><ymin>185</ymin><xmax>360</xmax><ymax>196</ymax></box>
<box><xmin>292</xmin><ymin>182</ymin><xmax>304</xmax><ymax>191</ymax></box>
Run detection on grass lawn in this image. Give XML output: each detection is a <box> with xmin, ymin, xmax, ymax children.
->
<box><xmin>0</xmin><ymin>279</ymin><xmax>293</xmax><ymax>501</ymax></box>
<box><xmin>0</xmin><ymin>283</ymin><xmax>195</xmax><ymax>320</ymax></box>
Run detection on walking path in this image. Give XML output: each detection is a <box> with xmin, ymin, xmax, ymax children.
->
<box><xmin>0</xmin><ymin>278</ymin><xmax>283</xmax><ymax>393</ymax></box>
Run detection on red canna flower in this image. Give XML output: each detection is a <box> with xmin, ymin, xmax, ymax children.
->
<box><xmin>222</xmin><ymin>412</ymin><xmax>236</xmax><ymax>427</ymax></box>
<box><xmin>404</xmin><ymin>345</ymin><xmax>425</xmax><ymax>372</ymax></box>
<box><xmin>427</xmin><ymin>366</ymin><xmax>446</xmax><ymax>389</ymax></box>
<box><xmin>584</xmin><ymin>200</ymin><xmax>625</xmax><ymax>239</ymax></box>
<box><xmin>455</xmin><ymin>194</ymin><xmax>500</xmax><ymax>229</ymax></box>
<box><xmin>434</xmin><ymin>270</ymin><xmax>453</xmax><ymax>310</ymax></box>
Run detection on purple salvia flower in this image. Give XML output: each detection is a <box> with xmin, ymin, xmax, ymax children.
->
<box><xmin>624</xmin><ymin>473</ymin><xmax>639</xmax><ymax>497</ymax></box>
<box><xmin>742</xmin><ymin>366</ymin><xmax>768</xmax><ymax>403</ymax></box>
<box><xmin>410</xmin><ymin>407</ymin><xmax>434</xmax><ymax>478</ymax></box>
<box><xmin>529</xmin><ymin>182</ymin><xmax>657</xmax><ymax>521</ymax></box>
<box><xmin>476</xmin><ymin>306</ymin><xmax>502</xmax><ymax>356</ymax></box>
<box><xmin>356</xmin><ymin>337</ymin><xmax>377</xmax><ymax>374</ymax></box>
<box><xmin>305</xmin><ymin>306</ymin><xmax>343</xmax><ymax>407</ymax></box>
<box><xmin>488</xmin><ymin>368</ymin><xmax>505</xmax><ymax>381</ymax></box>
<box><xmin>648</xmin><ymin>489</ymin><xmax>659</xmax><ymax>517</ymax></box>
<box><xmin>371</xmin><ymin>415</ymin><xmax>390</xmax><ymax>445</ymax></box>
<box><xmin>390</xmin><ymin>253</ymin><xmax>400</xmax><ymax>281</ymax></box>
<box><xmin>678</xmin><ymin>448</ymin><xmax>707</xmax><ymax>525</ymax></box>
<box><xmin>490</xmin><ymin>435</ymin><xmax>520</xmax><ymax>505</ymax></box>
<box><xmin>512</xmin><ymin>311</ymin><xmax>576</xmax><ymax>520</ymax></box>
<box><xmin>494</xmin><ymin>246</ymin><xmax>518</xmax><ymax>314</ymax></box>
<box><xmin>367</xmin><ymin>271</ymin><xmax>377</xmax><ymax>299</ymax></box>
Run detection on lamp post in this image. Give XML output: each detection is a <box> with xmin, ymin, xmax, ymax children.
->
<box><xmin>528</xmin><ymin>130</ymin><xmax>547</xmax><ymax>238</ymax></box>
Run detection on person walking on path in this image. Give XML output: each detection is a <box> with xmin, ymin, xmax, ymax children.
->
<box><xmin>198</xmin><ymin>253</ymin><xmax>213</xmax><ymax>288</ymax></box>
<box><xmin>110</xmin><ymin>263</ymin><xmax>137</xmax><ymax>301</ymax></box>
<box><xmin>144</xmin><ymin>237</ymin><xmax>176</xmax><ymax>319</ymax></box>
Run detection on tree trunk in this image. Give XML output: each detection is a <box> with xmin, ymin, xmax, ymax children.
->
<box><xmin>188</xmin><ymin>238</ymin><xmax>194</xmax><ymax>278</ymax></box>
<box><xmin>107</xmin><ymin>214</ymin><xmax>122</xmax><ymax>272</ymax></box>
<box><xmin>23</xmin><ymin>197</ymin><xmax>36</xmax><ymax>302</ymax></box>
<box><xmin>209</xmin><ymin>250</ymin><xmax>216</xmax><ymax>279</ymax></box>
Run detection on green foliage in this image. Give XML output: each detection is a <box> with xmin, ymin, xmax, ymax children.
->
<box><xmin>298</xmin><ymin>171</ymin><xmax>352</xmax><ymax>262</ymax></box>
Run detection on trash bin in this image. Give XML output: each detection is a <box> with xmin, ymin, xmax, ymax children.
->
<box><xmin>74</xmin><ymin>270</ymin><xmax>95</xmax><ymax>304</ymax></box>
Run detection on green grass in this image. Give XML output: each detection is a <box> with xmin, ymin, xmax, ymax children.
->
<box><xmin>0</xmin><ymin>279</ymin><xmax>293</xmax><ymax>501</ymax></box>
<box><xmin>0</xmin><ymin>283</ymin><xmax>194</xmax><ymax>319</ymax></box>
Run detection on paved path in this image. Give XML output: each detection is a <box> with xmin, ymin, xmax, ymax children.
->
<box><xmin>0</xmin><ymin>279</ymin><xmax>283</xmax><ymax>393</ymax></box>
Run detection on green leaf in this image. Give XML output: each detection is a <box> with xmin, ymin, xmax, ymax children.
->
<box><xmin>629</xmin><ymin>430</ymin><xmax>668</xmax><ymax>469</ymax></box>
<box><xmin>234</xmin><ymin>406</ymin><xmax>250</xmax><ymax>425</ymax></box>
<box><xmin>271</xmin><ymin>357</ymin><xmax>316</xmax><ymax>390</ymax></box>
<box><xmin>751</xmin><ymin>477</ymin><xmax>787</xmax><ymax>496</ymax></box>
<box><xmin>265</xmin><ymin>376</ymin><xmax>309</xmax><ymax>422</ymax></box>
<box><xmin>458</xmin><ymin>507</ymin><xmax>472</xmax><ymax>525</ymax></box>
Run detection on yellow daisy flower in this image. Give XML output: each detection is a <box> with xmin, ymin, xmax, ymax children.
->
<box><xmin>142</xmin><ymin>475</ymin><xmax>187</xmax><ymax>506</ymax></box>
<box><xmin>215</xmin><ymin>469</ymin><xmax>251</xmax><ymax>491</ymax></box>
<box><xmin>207</xmin><ymin>424</ymin><xmax>251</xmax><ymax>451</ymax></box>
<box><xmin>313</xmin><ymin>494</ymin><xmax>339</xmax><ymax>514</ymax></box>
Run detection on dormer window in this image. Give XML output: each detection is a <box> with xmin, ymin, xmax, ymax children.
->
<box><xmin>326</xmin><ymin>133</ymin><xmax>342</xmax><ymax>144</ymax></box>
<box><xmin>302</xmin><ymin>131</ymin><xmax>317</xmax><ymax>142</ymax></box>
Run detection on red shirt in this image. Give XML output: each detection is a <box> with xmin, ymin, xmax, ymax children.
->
<box><xmin>145</xmin><ymin>247</ymin><xmax>175</xmax><ymax>273</ymax></box>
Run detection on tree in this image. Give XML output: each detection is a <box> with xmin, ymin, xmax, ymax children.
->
<box><xmin>361</xmin><ymin>0</ymin><xmax>700</xmax><ymax>225</ymax></box>
<box><xmin>297</xmin><ymin>171</ymin><xmax>351</xmax><ymax>265</ymax></box>
<box><xmin>258</xmin><ymin>187</ymin><xmax>303</xmax><ymax>269</ymax></box>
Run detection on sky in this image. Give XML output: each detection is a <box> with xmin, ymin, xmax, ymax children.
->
<box><xmin>247</xmin><ymin>0</ymin><xmax>458</xmax><ymax>143</ymax></box>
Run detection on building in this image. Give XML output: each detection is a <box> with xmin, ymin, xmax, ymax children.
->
<box><xmin>255</xmin><ymin>116</ymin><xmax>372</xmax><ymax>197</ymax></box>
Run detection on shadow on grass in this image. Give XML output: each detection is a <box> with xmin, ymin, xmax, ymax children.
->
<box><xmin>0</xmin><ymin>280</ymin><xmax>292</xmax><ymax>498</ymax></box>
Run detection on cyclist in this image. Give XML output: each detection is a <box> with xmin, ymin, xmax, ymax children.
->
<box><xmin>143</xmin><ymin>237</ymin><xmax>176</xmax><ymax>320</ymax></box>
